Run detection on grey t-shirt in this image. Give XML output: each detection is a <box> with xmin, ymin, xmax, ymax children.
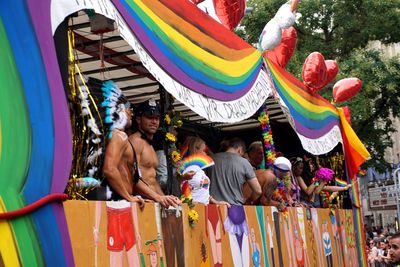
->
<box><xmin>208</xmin><ymin>152</ymin><xmax>256</xmax><ymax>205</ymax></box>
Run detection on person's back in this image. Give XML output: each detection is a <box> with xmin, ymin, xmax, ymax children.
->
<box><xmin>209</xmin><ymin>150</ymin><xmax>258</xmax><ymax>205</ymax></box>
<box><xmin>243</xmin><ymin>169</ymin><xmax>276</xmax><ymax>205</ymax></box>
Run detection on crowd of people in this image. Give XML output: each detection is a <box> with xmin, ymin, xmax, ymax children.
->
<box><xmin>367</xmin><ymin>229</ymin><xmax>400</xmax><ymax>267</ymax></box>
<box><xmin>101</xmin><ymin>98</ymin><xmax>354</xmax><ymax>212</ymax></box>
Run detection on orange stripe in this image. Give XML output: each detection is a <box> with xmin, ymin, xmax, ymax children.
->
<box><xmin>142</xmin><ymin>0</ymin><xmax>255</xmax><ymax>60</ymax></box>
<box><xmin>267</xmin><ymin>58</ymin><xmax>335</xmax><ymax>107</ymax></box>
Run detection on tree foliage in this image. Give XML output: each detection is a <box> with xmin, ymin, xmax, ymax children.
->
<box><xmin>239</xmin><ymin>0</ymin><xmax>400</xmax><ymax>170</ymax></box>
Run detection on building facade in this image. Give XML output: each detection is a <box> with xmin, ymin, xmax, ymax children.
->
<box><xmin>360</xmin><ymin>41</ymin><xmax>400</xmax><ymax>230</ymax></box>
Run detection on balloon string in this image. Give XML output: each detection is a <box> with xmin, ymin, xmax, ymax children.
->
<box><xmin>0</xmin><ymin>193</ymin><xmax>68</xmax><ymax>220</ymax></box>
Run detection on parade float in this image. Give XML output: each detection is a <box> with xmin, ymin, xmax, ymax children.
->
<box><xmin>0</xmin><ymin>0</ymin><xmax>370</xmax><ymax>266</ymax></box>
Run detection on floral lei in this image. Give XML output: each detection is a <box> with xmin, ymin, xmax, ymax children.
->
<box><xmin>161</xmin><ymin>111</ymin><xmax>183</xmax><ymax>167</ymax></box>
<box><xmin>258</xmin><ymin>104</ymin><xmax>276</xmax><ymax>169</ymax></box>
<box><xmin>162</xmin><ymin>110</ymin><xmax>199</xmax><ymax>227</ymax></box>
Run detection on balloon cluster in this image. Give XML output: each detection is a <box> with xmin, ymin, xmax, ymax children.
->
<box><xmin>259</xmin><ymin>0</ymin><xmax>362</xmax><ymax>104</ymax></box>
<box><xmin>301</xmin><ymin>52</ymin><xmax>362</xmax><ymax>102</ymax></box>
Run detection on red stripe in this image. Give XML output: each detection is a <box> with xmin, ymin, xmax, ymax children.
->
<box><xmin>156</xmin><ymin>0</ymin><xmax>251</xmax><ymax>50</ymax></box>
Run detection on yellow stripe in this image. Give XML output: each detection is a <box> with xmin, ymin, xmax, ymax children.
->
<box><xmin>338</xmin><ymin>108</ymin><xmax>370</xmax><ymax>159</ymax></box>
<box><xmin>270</xmin><ymin>63</ymin><xmax>338</xmax><ymax>114</ymax></box>
<box><xmin>0</xmin><ymin>118</ymin><xmax>2</xmax><ymax>161</ymax></box>
<box><xmin>134</xmin><ymin>0</ymin><xmax>262</xmax><ymax>77</ymax></box>
<box><xmin>0</xmin><ymin>198</ymin><xmax>21</xmax><ymax>267</ymax></box>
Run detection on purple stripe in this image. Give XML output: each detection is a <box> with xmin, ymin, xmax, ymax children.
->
<box><xmin>27</xmin><ymin>1</ymin><xmax>73</xmax><ymax>265</ymax></box>
<box><xmin>53</xmin><ymin>204</ymin><xmax>75</xmax><ymax>267</ymax></box>
<box><xmin>293</xmin><ymin>119</ymin><xmax>339</xmax><ymax>139</ymax></box>
<box><xmin>112</xmin><ymin>0</ymin><xmax>259</xmax><ymax>101</ymax></box>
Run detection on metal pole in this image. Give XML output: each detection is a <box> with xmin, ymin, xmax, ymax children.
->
<box><xmin>393</xmin><ymin>167</ymin><xmax>400</xmax><ymax>230</ymax></box>
<box><xmin>158</xmin><ymin>85</ymin><xmax>174</xmax><ymax>195</ymax></box>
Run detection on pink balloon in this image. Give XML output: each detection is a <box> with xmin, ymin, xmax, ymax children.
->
<box><xmin>301</xmin><ymin>52</ymin><xmax>327</xmax><ymax>93</ymax></box>
<box><xmin>264</xmin><ymin>27</ymin><xmax>297</xmax><ymax>68</ymax></box>
<box><xmin>333</xmin><ymin>78</ymin><xmax>362</xmax><ymax>102</ymax></box>
<box><xmin>321</xmin><ymin>60</ymin><xmax>339</xmax><ymax>88</ymax></box>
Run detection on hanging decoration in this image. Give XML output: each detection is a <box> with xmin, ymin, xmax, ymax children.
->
<box><xmin>181</xmin><ymin>180</ymin><xmax>199</xmax><ymax>228</ymax></box>
<box><xmin>65</xmin><ymin>29</ymin><xmax>105</xmax><ymax>200</ymax></box>
<box><xmin>258</xmin><ymin>104</ymin><xmax>276</xmax><ymax>169</ymax></box>
<box><xmin>160</xmin><ymin>110</ymin><xmax>183</xmax><ymax>169</ymax></box>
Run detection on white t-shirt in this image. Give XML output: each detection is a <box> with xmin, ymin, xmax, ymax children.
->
<box><xmin>182</xmin><ymin>165</ymin><xmax>210</xmax><ymax>204</ymax></box>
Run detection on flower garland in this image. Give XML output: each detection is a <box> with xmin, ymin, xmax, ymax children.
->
<box><xmin>160</xmin><ymin>110</ymin><xmax>199</xmax><ymax>227</ymax></box>
<box><xmin>258</xmin><ymin>104</ymin><xmax>276</xmax><ymax>169</ymax></box>
<box><xmin>160</xmin><ymin>111</ymin><xmax>183</xmax><ymax>168</ymax></box>
<box><xmin>181</xmin><ymin>180</ymin><xmax>199</xmax><ymax>228</ymax></box>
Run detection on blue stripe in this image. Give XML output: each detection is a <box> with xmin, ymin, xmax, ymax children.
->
<box><xmin>0</xmin><ymin>1</ymin><xmax>66</xmax><ymax>266</ymax></box>
<box><xmin>273</xmin><ymin>79</ymin><xmax>339</xmax><ymax>130</ymax></box>
<box><xmin>121</xmin><ymin>0</ymin><xmax>261</xmax><ymax>93</ymax></box>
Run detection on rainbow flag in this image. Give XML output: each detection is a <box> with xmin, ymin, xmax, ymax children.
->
<box><xmin>358</xmin><ymin>169</ymin><xmax>367</xmax><ymax>176</ymax></box>
<box><xmin>350</xmin><ymin>180</ymin><xmax>368</xmax><ymax>266</ymax></box>
<box><xmin>265</xmin><ymin>58</ymin><xmax>370</xmax><ymax>179</ymax></box>
<box><xmin>335</xmin><ymin>178</ymin><xmax>348</xmax><ymax>187</ymax></box>
<box><xmin>180</xmin><ymin>143</ymin><xmax>189</xmax><ymax>159</ymax></box>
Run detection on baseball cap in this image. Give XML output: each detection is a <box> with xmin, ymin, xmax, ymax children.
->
<box><xmin>274</xmin><ymin>157</ymin><xmax>292</xmax><ymax>171</ymax></box>
<box><xmin>135</xmin><ymin>99</ymin><xmax>161</xmax><ymax>116</ymax></box>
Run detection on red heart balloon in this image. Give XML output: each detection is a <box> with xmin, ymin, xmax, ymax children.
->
<box><xmin>333</xmin><ymin>78</ymin><xmax>362</xmax><ymax>102</ymax></box>
<box><xmin>343</xmin><ymin>106</ymin><xmax>351</xmax><ymax>125</ymax></box>
<box><xmin>321</xmin><ymin>60</ymin><xmax>339</xmax><ymax>88</ymax></box>
<box><xmin>302</xmin><ymin>52</ymin><xmax>327</xmax><ymax>93</ymax></box>
<box><xmin>213</xmin><ymin>0</ymin><xmax>246</xmax><ymax>30</ymax></box>
<box><xmin>264</xmin><ymin>27</ymin><xmax>297</xmax><ymax>68</ymax></box>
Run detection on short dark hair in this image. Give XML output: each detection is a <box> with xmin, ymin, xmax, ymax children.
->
<box><xmin>248</xmin><ymin>141</ymin><xmax>263</xmax><ymax>153</ymax></box>
<box><xmin>228</xmin><ymin>137</ymin><xmax>246</xmax><ymax>150</ymax></box>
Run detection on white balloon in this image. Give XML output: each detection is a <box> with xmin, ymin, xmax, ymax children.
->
<box><xmin>275</xmin><ymin>3</ymin><xmax>296</xmax><ymax>29</ymax></box>
<box><xmin>258</xmin><ymin>18</ymin><xmax>282</xmax><ymax>51</ymax></box>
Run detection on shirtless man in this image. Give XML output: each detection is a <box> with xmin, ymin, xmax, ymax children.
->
<box><xmin>129</xmin><ymin>99</ymin><xmax>180</xmax><ymax>206</ymax></box>
<box><xmin>102</xmin><ymin>103</ymin><xmax>144</xmax><ymax>203</ymax></box>
<box><xmin>243</xmin><ymin>157</ymin><xmax>293</xmax><ymax>210</ymax></box>
<box><xmin>103</xmin><ymin>101</ymin><xmax>179</xmax><ymax>207</ymax></box>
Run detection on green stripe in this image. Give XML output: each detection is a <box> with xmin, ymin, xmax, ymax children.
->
<box><xmin>273</xmin><ymin>77</ymin><xmax>338</xmax><ymax>121</ymax></box>
<box><xmin>126</xmin><ymin>0</ymin><xmax>260</xmax><ymax>84</ymax></box>
<box><xmin>0</xmin><ymin>18</ymin><xmax>44</xmax><ymax>267</ymax></box>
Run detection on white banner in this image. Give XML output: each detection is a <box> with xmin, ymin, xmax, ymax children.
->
<box><xmin>277</xmin><ymin>98</ymin><xmax>343</xmax><ymax>155</ymax></box>
<box><xmin>51</xmin><ymin>0</ymin><xmax>273</xmax><ymax>123</ymax></box>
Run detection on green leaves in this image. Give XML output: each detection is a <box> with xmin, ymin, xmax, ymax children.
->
<box><xmin>240</xmin><ymin>0</ymin><xmax>400</xmax><ymax>170</ymax></box>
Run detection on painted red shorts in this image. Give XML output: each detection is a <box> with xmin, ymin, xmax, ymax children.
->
<box><xmin>107</xmin><ymin>206</ymin><xmax>136</xmax><ymax>251</ymax></box>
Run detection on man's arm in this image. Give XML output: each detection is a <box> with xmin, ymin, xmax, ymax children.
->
<box><xmin>134</xmin><ymin>180</ymin><xmax>180</xmax><ymax>207</ymax></box>
<box><xmin>103</xmin><ymin>132</ymin><xmax>136</xmax><ymax>201</ymax></box>
<box><xmin>246</xmin><ymin>177</ymin><xmax>262</xmax><ymax>204</ymax></box>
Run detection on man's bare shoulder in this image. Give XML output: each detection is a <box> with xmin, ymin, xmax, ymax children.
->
<box><xmin>255</xmin><ymin>169</ymin><xmax>276</xmax><ymax>182</ymax></box>
<box><xmin>129</xmin><ymin>132</ymin><xmax>143</xmax><ymax>143</ymax></box>
<box><xmin>128</xmin><ymin>132</ymin><xmax>145</xmax><ymax>151</ymax></box>
<box><xmin>112</xmin><ymin>129</ymin><xmax>128</xmax><ymax>141</ymax></box>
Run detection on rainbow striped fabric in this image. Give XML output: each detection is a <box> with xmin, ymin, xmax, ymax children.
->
<box><xmin>265</xmin><ymin>58</ymin><xmax>370</xmax><ymax>179</ymax></box>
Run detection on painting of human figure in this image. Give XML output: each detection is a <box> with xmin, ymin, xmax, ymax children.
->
<box><xmin>64</xmin><ymin>202</ymin><xmax>362</xmax><ymax>267</ymax></box>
